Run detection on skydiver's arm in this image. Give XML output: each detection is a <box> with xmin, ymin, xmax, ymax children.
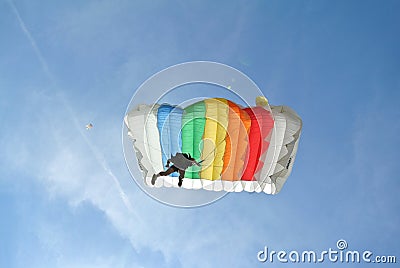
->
<box><xmin>165</xmin><ymin>159</ymin><xmax>171</xmax><ymax>168</ymax></box>
<box><xmin>192</xmin><ymin>160</ymin><xmax>201</xmax><ymax>167</ymax></box>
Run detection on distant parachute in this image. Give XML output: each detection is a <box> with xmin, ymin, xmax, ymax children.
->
<box><xmin>86</xmin><ymin>123</ymin><xmax>93</xmax><ymax>130</ymax></box>
<box><xmin>124</xmin><ymin>97</ymin><xmax>302</xmax><ymax>194</ymax></box>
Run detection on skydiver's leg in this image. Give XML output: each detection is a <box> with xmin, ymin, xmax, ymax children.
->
<box><xmin>159</xmin><ymin>167</ymin><xmax>177</xmax><ymax>176</ymax></box>
<box><xmin>178</xmin><ymin>169</ymin><xmax>185</xmax><ymax>187</ymax></box>
<box><xmin>152</xmin><ymin>166</ymin><xmax>178</xmax><ymax>185</ymax></box>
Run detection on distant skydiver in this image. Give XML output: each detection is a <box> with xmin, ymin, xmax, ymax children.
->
<box><xmin>152</xmin><ymin>153</ymin><xmax>201</xmax><ymax>187</ymax></box>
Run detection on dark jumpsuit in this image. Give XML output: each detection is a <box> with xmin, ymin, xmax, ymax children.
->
<box><xmin>158</xmin><ymin>165</ymin><xmax>185</xmax><ymax>179</ymax></box>
<box><xmin>153</xmin><ymin>153</ymin><xmax>199</xmax><ymax>186</ymax></box>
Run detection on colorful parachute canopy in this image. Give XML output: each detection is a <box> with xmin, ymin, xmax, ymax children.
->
<box><xmin>124</xmin><ymin>97</ymin><xmax>302</xmax><ymax>194</ymax></box>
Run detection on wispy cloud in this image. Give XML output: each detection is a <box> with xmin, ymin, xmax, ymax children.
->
<box><xmin>8</xmin><ymin>0</ymin><xmax>54</xmax><ymax>83</ymax></box>
<box><xmin>39</xmin><ymin>144</ymin><xmax>260</xmax><ymax>267</ymax></box>
<box><xmin>7</xmin><ymin>0</ymin><xmax>134</xmax><ymax>216</ymax></box>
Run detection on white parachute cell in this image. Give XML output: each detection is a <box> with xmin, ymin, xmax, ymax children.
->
<box><xmin>260</xmin><ymin>105</ymin><xmax>302</xmax><ymax>194</ymax></box>
<box><xmin>124</xmin><ymin>104</ymin><xmax>163</xmax><ymax>182</ymax></box>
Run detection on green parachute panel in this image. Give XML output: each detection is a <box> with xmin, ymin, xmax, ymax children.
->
<box><xmin>181</xmin><ymin>101</ymin><xmax>206</xmax><ymax>178</ymax></box>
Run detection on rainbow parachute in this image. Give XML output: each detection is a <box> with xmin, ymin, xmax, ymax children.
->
<box><xmin>124</xmin><ymin>97</ymin><xmax>302</xmax><ymax>194</ymax></box>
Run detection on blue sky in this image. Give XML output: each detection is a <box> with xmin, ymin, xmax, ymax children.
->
<box><xmin>1</xmin><ymin>0</ymin><xmax>399</xmax><ymax>267</ymax></box>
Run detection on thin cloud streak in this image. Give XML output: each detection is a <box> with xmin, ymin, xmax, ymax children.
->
<box><xmin>8</xmin><ymin>0</ymin><xmax>54</xmax><ymax>82</ymax></box>
<box><xmin>8</xmin><ymin>0</ymin><xmax>135</xmax><ymax>218</ymax></box>
<box><xmin>60</xmin><ymin>93</ymin><xmax>137</xmax><ymax>215</ymax></box>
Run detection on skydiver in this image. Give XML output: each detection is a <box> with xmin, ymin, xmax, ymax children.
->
<box><xmin>152</xmin><ymin>153</ymin><xmax>201</xmax><ymax>187</ymax></box>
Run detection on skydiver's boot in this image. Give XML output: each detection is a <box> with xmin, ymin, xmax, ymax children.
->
<box><xmin>151</xmin><ymin>174</ymin><xmax>158</xmax><ymax>185</ymax></box>
<box><xmin>177</xmin><ymin>169</ymin><xmax>185</xmax><ymax>187</ymax></box>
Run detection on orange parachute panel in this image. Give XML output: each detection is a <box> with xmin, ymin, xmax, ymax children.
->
<box><xmin>222</xmin><ymin>101</ymin><xmax>251</xmax><ymax>181</ymax></box>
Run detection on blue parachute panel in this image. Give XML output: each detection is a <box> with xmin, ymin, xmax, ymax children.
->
<box><xmin>157</xmin><ymin>104</ymin><xmax>183</xmax><ymax>177</ymax></box>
